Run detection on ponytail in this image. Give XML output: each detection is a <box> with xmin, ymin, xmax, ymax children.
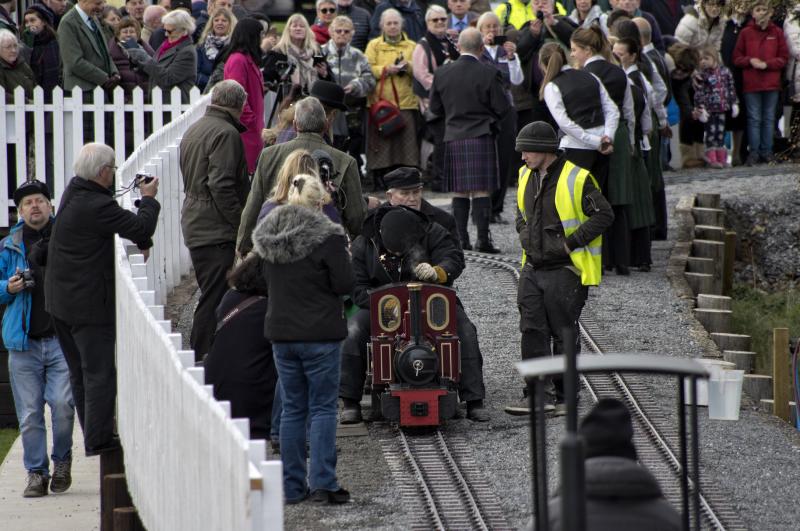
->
<box><xmin>571</xmin><ymin>25</ymin><xmax>611</xmax><ymax>61</ymax></box>
<box><xmin>538</xmin><ymin>43</ymin><xmax>566</xmax><ymax>100</ymax></box>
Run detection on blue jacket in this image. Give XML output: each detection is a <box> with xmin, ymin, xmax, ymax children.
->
<box><xmin>0</xmin><ymin>219</ymin><xmax>48</xmax><ymax>351</ymax></box>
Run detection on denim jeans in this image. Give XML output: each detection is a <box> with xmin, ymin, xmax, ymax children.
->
<box><xmin>272</xmin><ymin>341</ymin><xmax>341</xmax><ymax>502</ymax></box>
<box><xmin>8</xmin><ymin>337</ymin><xmax>75</xmax><ymax>475</ymax></box>
<box><xmin>744</xmin><ymin>91</ymin><xmax>779</xmax><ymax>157</ymax></box>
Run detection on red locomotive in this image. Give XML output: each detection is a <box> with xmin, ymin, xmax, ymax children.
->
<box><xmin>367</xmin><ymin>282</ymin><xmax>460</xmax><ymax>427</ymax></box>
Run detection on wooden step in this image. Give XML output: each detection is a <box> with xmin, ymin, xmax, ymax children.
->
<box><xmin>722</xmin><ymin>350</ymin><xmax>756</xmax><ymax>373</ymax></box>
<box><xmin>697</xmin><ymin>294</ymin><xmax>732</xmax><ymax>311</ymax></box>
<box><xmin>742</xmin><ymin>374</ymin><xmax>772</xmax><ymax>402</ymax></box>
<box><xmin>691</xmin><ymin>207</ymin><xmax>725</xmax><ymax>227</ymax></box>
<box><xmin>758</xmin><ymin>399</ymin><xmax>797</xmax><ymax>422</ymax></box>
<box><xmin>694</xmin><ymin>225</ymin><xmax>725</xmax><ymax>241</ymax></box>
<box><xmin>710</xmin><ymin>333</ymin><xmax>752</xmax><ymax>352</ymax></box>
<box><xmin>695</xmin><ymin>193</ymin><xmax>721</xmax><ymax>208</ymax></box>
<box><xmin>693</xmin><ymin>308</ymin><xmax>732</xmax><ymax>334</ymax></box>
<box><xmin>685</xmin><ymin>272</ymin><xmax>716</xmax><ymax>296</ymax></box>
<box><xmin>686</xmin><ymin>257</ymin><xmax>715</xmax><ymax>275</ymax></box>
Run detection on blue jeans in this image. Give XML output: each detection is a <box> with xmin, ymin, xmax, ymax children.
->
<box><xmin>8</xmin><ymin>337</ymin><xmax>75</xmax><ymax>475</ymax></box>
<box><xmin>272</xmin><ymin>341</ymin><xmax>341</xmax><ymax>501</ymax></box>
<box><xmin>744</xmin><ymin>91</ymin><xmax>779</xmax><ymax>157</ymax></box>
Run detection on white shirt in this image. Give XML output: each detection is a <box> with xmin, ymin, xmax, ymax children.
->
<box><xmin>625</xmin><ymin>64</ymin><xmax>654</xmax><ymax>150</ymax></box>
<box><xmin>543</xmin><ymin>66</ymin><xmax>620</xmax><ymax>150</ymax></box>
<box><xmin>641</xmin><ymin>44</ymin><xmax>669</xmax><ymax>128</ymax></box>
<box><xmin>485</xmin><ymin>45</ymin><xmax>523</xmax><ymax>86</ymax></box>
<box><xmin>584</xmin><ymin>55</ymin><xmax>637</xmax><ymax>145</ymax></box>
<box><xmin>74</xmin><ymin>4</ymin><xmax>95</xmax><ymax>31</ymax></box>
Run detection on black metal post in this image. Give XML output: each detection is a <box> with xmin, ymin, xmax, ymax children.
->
<box><xmin>408</xmin><ymin>284</ymin><xmax>422</xmax><ymax>344</ymax></box>
<box><xmin>690</xmin><ymin>376</ymin><xmax>701</xmax><ymax>530</ymax></box>
<box><xmin>528</xmin><ymin>379</ymin><xmax>541</xmax><ymax>531</ymax></box>
<box><xmin>560</xmin><ymin>327</ymin><xmax>585</xmax><ymax>531</ymax></box>
<box><xmin>678</xmin><ymin>375</ymin><xmax>689</xmax><ymax>531</ymax></box>
<box><xmin>535</xmin><ymin>378</ymin><xmax>549</xmax><ymax>530</ymax></box>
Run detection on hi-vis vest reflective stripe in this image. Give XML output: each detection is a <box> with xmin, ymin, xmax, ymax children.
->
<box><xmin>516</xmin><ymin>161</ymin><xmax>603</xmax><ymax>286</ymax></box>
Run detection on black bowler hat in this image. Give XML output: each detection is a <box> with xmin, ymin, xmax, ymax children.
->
<box><xmin>380</xmin><ymin>207</ymin><xmax>425</xmax><ymax>255</ymax></box>
<box><xmin>310</xmin><ymin>80</ymin><xmax>347</xmax><ymax>111</ymax></box>
<box><xmin>579</xmin><ymin>398</ymin><xmax>638</xmax><ymax>461</ymax></box>
<box><xmin>383</xmin><ymin>167</ymin><xmax>423</xmax><ymax>191</ymax></box>
<box><xmin>13</xmin><ymin>180</ymin><xmax>51</xmax><ymax>206</ymax></box>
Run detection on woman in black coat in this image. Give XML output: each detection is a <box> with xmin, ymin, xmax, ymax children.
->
<box><xmin>204</xmin><ymin>254</ymin><xmax>275</xmax><ymax>441</ymax></box>
<box><xmin>22</xmin><ymin>6</ymin><xmax>61</xmax><ymax>98</ymax></box>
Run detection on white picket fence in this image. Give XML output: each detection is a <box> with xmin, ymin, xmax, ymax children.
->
<box><xmin>112</xmin><ymin>92</ymin><xmax>284</xmax><ymax>530</ymax></box>
<box><xmin>0</xmin><ymin>85</ymin><xmax>203</xmax><ymax>228</ymax></box>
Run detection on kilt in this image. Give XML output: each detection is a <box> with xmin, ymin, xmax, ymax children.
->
<box><xmin>366</xmin><ymin>109</ymin><xmax>420</xmax><ymax>171</ymax></box>
<box><xmin>607</xmin><ymin>123</ymin><xmax>633</xmax><ymax>206</ymax></box>
<box><xmin>628</xmin><ymin>148</ymin><xmax>656</xmax><ymax>230</ymax></box>
<box><xmin>443</xmin><ymin>135</ymin><xmax>499</xmax><ymax>193</ymax></box>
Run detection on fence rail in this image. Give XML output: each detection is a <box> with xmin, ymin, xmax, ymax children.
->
<box><xmin>107</xmin><ymin>93</ymin><xmax>284</xmax><ymax>530</ymax></box>
<box><xmin>0</xmin><ymin>85</ymin><xmax>202</xmax><ymax>228</ymax></box>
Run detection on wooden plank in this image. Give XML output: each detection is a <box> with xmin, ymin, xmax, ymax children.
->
<box><xmin>52</xmin><ymin>87</ymin><xmax>65</xmax><ymax>209</ymax></box>
<box><xmin>0</xmin><ymin>88</ymin><xmax>9</xmax><ymax>227</ymax></box>
<box><xmin>723</xmin><ymin>231</ymin><xmax>736</xmax><ymax>296</ymax></box>
<box><xmin>32</xmin><ymin>87</ymin><xmax>46</xmax><ymax>181</ymax></box>
<box><xmin>773</xmin><ymin>328</ymin><xmax>790</xmax><ymax>422</ymax></box>
<box><xmin>14</xmin><ymin>87</ymin><xmax>27</xmax><ymax>185</ymax></box>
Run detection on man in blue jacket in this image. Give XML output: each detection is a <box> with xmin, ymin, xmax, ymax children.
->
<box><xmin>0</xmin><ymin>180</ymin><xmax>75</xmax><ymax>498</ymax></box>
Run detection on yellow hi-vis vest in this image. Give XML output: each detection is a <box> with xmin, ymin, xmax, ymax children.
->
<box><xmin>494</xmin><ymin>0</ymin><xmax>568</xmax><ymax>31</ymax></box>
<box><xmin>516</xmin><ymin>161</ymin><xmax>603</xmax><ymax>286</ymax></box>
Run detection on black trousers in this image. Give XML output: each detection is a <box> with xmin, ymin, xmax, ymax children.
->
<box><xmin>491</xmin><ymin>110</ymin><xmax>519</xmax><ymax>217</ymax></box>
<box><xmin>339</xmin><ymin>304</ymin><xmax>486</xmax><ymax>403</ymax></box>
<box><xmin>189</xmin><ymin>242</ymin><xmax>235</xmax><ymax>361</ymax></box>
<box><xmin>53</xmin><ymin>318</ymin><xmax>117</xmax><ymax>453</ymax></box>
<box><xmin>517</xmin><ymin>266</ymin><xmax>587</xmax><ymax>401</ymax></box>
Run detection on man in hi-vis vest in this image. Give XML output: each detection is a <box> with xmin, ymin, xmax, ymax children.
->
<box><xmin>505</xmin><ymin>122</ymin><xmax>613</xmax><ymax>417</ymax></box>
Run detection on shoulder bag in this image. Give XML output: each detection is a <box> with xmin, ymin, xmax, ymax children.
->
<box><xmin>369</xmin><ymin>70</ymin><xmax>406</xmax><ymax>138</ymax></box>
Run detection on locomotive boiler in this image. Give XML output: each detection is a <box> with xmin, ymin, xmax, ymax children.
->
<box><xmin>367</xmin><ymin>282</ymin><xmax>460</xmax><ymax>427</ymax></box>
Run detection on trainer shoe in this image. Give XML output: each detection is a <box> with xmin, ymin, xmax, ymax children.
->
<box><xmin>23</xmin><ymin>472</ymin><xmax>49</xmax><ymax>498</ymax></box>
<box><xmin>310</xmin><ymin>487</ymin><xmax>351</xmax><ymax>504</ymax></box>
<box><xmin>50</xmin><ymin>458</ymin><xmax>72</xmax><ymax>493</ymax></box>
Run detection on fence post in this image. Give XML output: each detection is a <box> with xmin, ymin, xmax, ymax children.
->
<box><xmin>70</xmin><ymin>87</ymin><xmax>85</xmax><ymax>174</ymax></box>
<box><xmin>0</xmin><ymin>87</ymin><xmax>9</xmax><ymax>227</ymax></box>
<box><xmin>52</xmin><ymin>87</ymin><xmax>66</xmax><ymax>207</ymax></box>
<box><xmin>13</xmin><ymin>86</ymin><xmax>27</xmax><ymax>185</ymax></box>
<box><xmin>32</xmin><ymin>87</ymin><xmax>46</xmax><ymax>182</ymax></box>
<box><xmin>93</xmin><ymin>86</ymin><xmax>106</xmax><ymax>145</ymax></box>
<box><xmin>773</xmin><ymin>328</ymin><xmax>790</xmax><ymax>422</ymax></box>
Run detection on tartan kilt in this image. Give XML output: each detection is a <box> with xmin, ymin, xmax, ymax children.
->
<box><xmin>443</xmin><ymin>135</ymin><xmax>499</xmax><ymax>193</ymax></box>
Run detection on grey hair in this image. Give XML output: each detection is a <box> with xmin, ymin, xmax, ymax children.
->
<box><xmin>458</xmin><ymin>27</ymin><xmax>483</xmax><ymax>54</ymax></box>
<box><xmin>162</xmin><ymin>9</ymin><xmax>195</xmax><ymax>36</ymax></box>
<box><xmin>143</xmin><ymin>5</ymin><xmax>167</xmax><ymax>26</ymax></box>
<box><xmin>380</xmin><ymin>8</ymin><xmax>403</xmax><ymax>28</ymax></box>
<box><xmin>74</xmin><ymin>143</ymin><xmax>116</xmax><ymax>180</ymax></box>
<box><xmin>293</xmin><ymin>97</ymin><xmax>327</xmax><ymax>134</ymax></box>
<box><xmin>316</xmin><ymin>0</ymin><xmax>336</xmax><ymax>8</ymax></box>
<box><xmin>425</xmin><ymin>5</ymin><xmax>446</xmax><ymax>22</ymax></box>
<box><xmin>211</xmin><ymin>80</ymin><xmax>247</xmax><ymax>110</ymax></box>
<box><xmin>0</xmin><ymin>29</ymin><xmax>17</xmax><ymax>48</ymax></box>
<box><xmin>476</xmin><ymin>11</ymin><xmax>501</xmax><ymax>32</ymax></box>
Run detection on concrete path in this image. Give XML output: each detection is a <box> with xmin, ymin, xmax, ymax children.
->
<box><xmin>0</xmin><ymin>408</ymin><xmax>99</xmax><ymax>531</ymax></box>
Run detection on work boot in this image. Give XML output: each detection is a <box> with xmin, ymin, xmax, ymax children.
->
<box><xmin>466</xmin><ymin>400</ymin><xmax>490</xmax><ymax>422</ymax></box>
<box><xmin>472</xmin><ymin>197</ymin><xmax>500</xmax><ymax>253</ymax></box>
<box><xmin>340</xmin><ymin>398</ymin><xmax>363</xmax><ymax>424</ymax></box>
<box><xmin>50</xmin><ymin>458</ymin><xmax>72</xmax><ymax>493</ymax></box>
<box><xmin>310</xmin><ymin>487</ymin><xmax>351</xmax><ymax>504</ymax></box>
<box><xmin>23</xmin><ymin>472</ymin><xmax>49</xmax><ymax>498</ymax></box>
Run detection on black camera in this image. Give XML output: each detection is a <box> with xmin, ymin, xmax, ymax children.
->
<box><xmin>312</xmin><ymin>149</ymin><xmax>335</xmax><ymax>184</ymax></box>
<box><xmin>312</xmin><ymin>54</ymin><xmax>326</xmax><ymax>66</ymax></box>
<box><xmin>134</xmin><ymin>172</ymin><xmax>154</xmax><ymax>188</ymax></box>
<box><xmin>19</xmin><ymin>269</ymin><xmax>35</xmax><ymax>290</ymax></box>
<box><xmin>536</xmin><ymin>10</ymin><xmax>545</xmax><ymax>20</ymax></box>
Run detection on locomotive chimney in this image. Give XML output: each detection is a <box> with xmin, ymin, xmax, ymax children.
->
<box><xmin>408</xmin><ymin>283</ymin><xmax>423</xmax><ymax>344</ymax></box>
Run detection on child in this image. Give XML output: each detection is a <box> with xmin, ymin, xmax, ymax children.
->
<box><xmin>693</xmin><ymin>46</ymin><xmax>738</xmax><ymax>168</ymax></box>
<box><xmin>732</xmin><ymin>0</ymin><xmax>789</xmax><ymax>165</ymax></box>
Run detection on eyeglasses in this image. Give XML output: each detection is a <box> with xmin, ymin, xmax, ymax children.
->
<box><xmin>430</xmin><ymin>17</ymin><xmax>447</xmax><ymax>22</ymax></box>
<box><xmin>333</xmin><ymin>28</ymin><xmax>352</xmax><ymax>34</ymax></box>
<box><xmin>105</xmin><ymin>165</ymin><xmax>117</xmax><ymax>172</ymax></box>
<box><xmin>319</xmin><ymin>7</ymin><xmax>336</xmax><ymax>14</ymax></box>
<box><xmin>164</xmin><ymin>28</ymin><xmax>174</xmax><ymax>34</ymax></box>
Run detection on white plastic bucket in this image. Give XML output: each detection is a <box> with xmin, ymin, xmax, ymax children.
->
<box><xmin>708</xmin><ymin>369</ymin><xmax>745</xmax><ymax>420</ymax></box>
<box><xmin>685</xmin><ymin>359</ymin><xmax>736</xmax><ymax>406</ymax></box>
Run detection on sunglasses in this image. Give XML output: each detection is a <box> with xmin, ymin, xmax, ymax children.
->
<box><xmin>164</xmin><ymin>28</ymin><xmax>175</xmax><ymax>34</ymax></box>
<box><xmin>319</xmin><ymin>7</ymin><xmax>336</xmax><ymax>14</ymax></box>
<box><xmin>333</xmin><ymin>28</ymin><xmax>352</xmax><ymax>34</ymax></box>
<box><xmin>430</xmin><ymin>17</ymin><xmax>447</xmax><ymax>22</ymax></box>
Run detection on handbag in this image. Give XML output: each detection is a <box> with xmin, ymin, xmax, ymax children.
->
<box><xmin>369</xmin><ymin>71</ymin><xmax>406</xmax><ymax>138</ymax></box>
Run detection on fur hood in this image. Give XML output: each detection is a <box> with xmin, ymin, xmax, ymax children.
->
<box><xmin>252</xmin><ymin>204</ymin><xmax>345</xmax><ymax>264</ymax></box>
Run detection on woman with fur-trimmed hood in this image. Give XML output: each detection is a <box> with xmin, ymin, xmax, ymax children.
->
<box><xmin>252</xmin><ymin>173</ymin><xmax>354</xmax><ymax>505</ymax></box>
<box><xmin>675</xmin><ymin>0</ymin><xmax>727</xmax><ymax>50</ymax></box>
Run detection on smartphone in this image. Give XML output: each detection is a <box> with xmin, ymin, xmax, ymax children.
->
<box><xmin>493</xmin><ymin>35</ymin><xmax>507</xmax><ymax>45</ymax></box>
<box><xmin>312</xmin><ymin>54</ymin><xmax>326</xmax><ymax>65</ymax></box>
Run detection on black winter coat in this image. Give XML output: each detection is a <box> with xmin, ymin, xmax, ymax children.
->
<box><xmin>45</xmin><ymin>177</ymin><xmax>160</xmax><ymax>325</ymax></box>
<box><xmin>351</xmin><ymin>205</ymin><xmax>464</xmax><ymax>308</ymax></box>
<box><xmin>548</xmin><ymin>457</ymin><xmax>682</xmax><ymax>531</ymax></box>
<box><xmin>253</xmin><ymin>204</ymin><xmax>355</xmax><ymax>342</ymax></box>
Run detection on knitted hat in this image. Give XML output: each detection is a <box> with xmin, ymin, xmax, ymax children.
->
<box><xmin>13</xmin><ymin>180</ymin><xmax>51</xmax><ymax>206</ymax></box>
<box><xmin>579</xmin><ymin>398</ymin><xmax>638</xmax><ymax>461</ymax></box>
<box><xmin>380</xmin><ymin>207</ymin><xmax>425</xmax><ymax>255</ymax></box>
<box><xmin>515</xmin><ymin>121</ymin><xmax>559</xmax><ymax>153</ymax></box>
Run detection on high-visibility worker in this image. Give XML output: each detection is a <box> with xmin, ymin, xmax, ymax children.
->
<box><xmin>505</xmin><ymin>121</ymin><xmax>613</xmax><ymax>417</ymax></box>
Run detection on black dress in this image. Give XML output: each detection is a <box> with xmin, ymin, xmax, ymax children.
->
<box><xmin>204</xmin><ymin>289</ymin><xmax>276</xmax><ymax>440</ymax></box>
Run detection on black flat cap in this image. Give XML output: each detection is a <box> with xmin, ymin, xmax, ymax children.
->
<box><xmin>310</xmin><ymin>80</ymin><xmax>347</xmax><ymax>111</ymax></box>
<box><xmin>13</xmin><ymin>180</ymin><xmax>51</xmax><ymax>206</ymax></box>
<box><xmin>383</xmin><ymin>167</ymin><xmax>422</xmax><ymax>191</ymax></box>
<box><xmin>380</xmin><ymin>207</ymin><xmax>425</xmax><ymax>255</ymax></box>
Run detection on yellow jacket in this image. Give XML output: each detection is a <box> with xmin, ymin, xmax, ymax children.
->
<box><xmin>365</xmin><ymin>35</ymin><xmax>418</xmax><ymax>110</ymax></box>
<box><xmin>494</xmin><ymin>0</ymin><xmax>567</xmax><ymax>30</ymax></box>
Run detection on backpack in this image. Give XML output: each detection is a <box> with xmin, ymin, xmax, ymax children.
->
<box><xmin>369</xmin><ymin>71</ymin><xmax>406</xmax><ymax>138</ymax></box>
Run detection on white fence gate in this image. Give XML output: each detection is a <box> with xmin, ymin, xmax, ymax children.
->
<box><xmin>0</xmin><ymin>85</ymin><xmax>202</xmax><ymax>228</ymax></box>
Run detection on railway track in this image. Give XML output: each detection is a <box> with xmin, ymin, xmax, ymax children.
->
<box><xmin>462</xmin><ymin>251</ymin><xmax>746</xmax><ymax>531</ymax></box>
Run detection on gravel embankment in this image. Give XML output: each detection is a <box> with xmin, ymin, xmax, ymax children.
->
<box><xmin>168</xmin><ymin>164</ymin><xmax>800</xmax><ymax>530</ymax></box>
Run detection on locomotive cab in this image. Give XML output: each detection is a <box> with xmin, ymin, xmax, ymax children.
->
<box><xmin>367</xmin><ymin>282</ymin><xmax>461</xmax><ymax>427</ymax></box>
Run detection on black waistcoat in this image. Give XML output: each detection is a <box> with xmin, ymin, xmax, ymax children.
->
<box><xmin>551</xmin><ymin>69</ymin><xmax>604</xmax><ymax>130</ymax></box>
<box><xmin>584</xmin><ymin>60</ymin><xmax>628</xmax><ymax>114</ymax></box>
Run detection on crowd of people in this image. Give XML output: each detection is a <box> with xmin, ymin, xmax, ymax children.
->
<box><xmin>1</xmin><ymin>0</ymin><xmax>799</xmax><ymax>518</ymax></box>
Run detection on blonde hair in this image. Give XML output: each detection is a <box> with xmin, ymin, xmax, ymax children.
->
<box><xmin>538</xmin><ymin>42</ymin><xmax>567</xmax><ymax>100</ymax></box>
<box><xmin>269</xmin><ymin>150</ymin><xmax>319</xmax><ymax>204</ymax></box>
<box><xmin>275</xmin><ymin>13</ymin><xmax>320</xmax><ymax>54</ymax></box>
<box><xmin>330</xmin><ymin>15</ymin><xmax>354</xmax><ymax>32</ymax></box>
<box><xmin>287</xmin><ymin>174</ymin><xmax>331</xmax><ymax>209</ymax></box>
<box><xmin>197</xmin><ymin>7</ymin><xmax>236</xmax><ymax>46</ymax></box>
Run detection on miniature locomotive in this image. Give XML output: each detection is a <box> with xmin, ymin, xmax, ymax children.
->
<box><xmin>367</xmin><ymin>282</ymin><xmax>461</xmax><ymax>427</ymax></box>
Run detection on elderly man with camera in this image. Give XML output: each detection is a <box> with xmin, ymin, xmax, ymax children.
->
<box><xmin>45</xmin><ymin>143</ymin><xmax>160</xmax><ymax>457</ymax></box>
<box><xmin>0</xmin><ymin>180</ymin><xmax>75</xmax><ymax>498</ymax></box>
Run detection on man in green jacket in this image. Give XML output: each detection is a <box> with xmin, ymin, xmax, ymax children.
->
<box><xmin>58</xmin><ymin>0</ymin><xmax>119</xmax><ymax>93</ymax></box>
<box><xmin>236</xmin><ymin>96</ymin><xmax>367</xmax><ymax>256</ymax></box>
<box><xmin>179</xmin><ymin>80</ymin><xmax>250</xmax><ymax>362</ymax></box>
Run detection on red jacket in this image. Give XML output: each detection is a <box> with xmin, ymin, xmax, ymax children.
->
<box><xmin>312</xmin><ymin>23</ymin><xmax>330</xmax><ymax>45</ymax></box>
<box><xmin>732</xmin><ymin>19</ymin><xmax>788</xmax><ymax>93</ymax></box>
<box><xmin>223</xmin><ymin>52</ymin><xmax>265</xmax><ymax>173</ymax></box>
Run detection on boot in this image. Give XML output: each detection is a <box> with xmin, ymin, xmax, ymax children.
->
<box><xmin>451</xmin><ymin>197</ymin><xmax>471</xmax><ymax>250</ymax></box>
<box><xmin>716</xmin><ymin>148</ymin><xmax>729</xmax><ymax>168</ymax></box>
<box><xmin>471</xmin><ymin>197</ymin><xmax>500</xmax><ymax>254</ymax></box>
<box><xmin>679</xmin><ymin>144</ymin><xmax>702</xmax><ymax>169</ymax></box>
<box><xmin>706</xmin><ymin>149</ymin><xmax>723</xmax><ymax>169</ymax></box>
<box><xmin>340</xmin><ymin>398</ymin><xmax>362</xmax><ymax>424</ymax></box>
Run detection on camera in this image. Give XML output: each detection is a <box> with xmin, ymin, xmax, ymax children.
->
<box><xmin>18</xmin><ymin>269</ymin><xmax>35</xmax><ymax>290</ymax></box>
<box><xmin>536</xmin><ymin>10</ymin><xmax>545</xmax><ymax>20</ymax></box>
<box><xmin>312</xmin><ymin>54</ymin><xmax>326</xmax><ymax>66</ymax></box>
<box><xmin>493</xmin><ymin>35</ymin><xmax>507</xmax><ymax>45</ymax></box>
<box><xmin>134</xmin><ymin>172</ymin><xmax>154</xmax><ymax>188</ymax></box>
<box><xmin>312</xmin><ymin>149</ymin><xmax>335</xmax><ymax>184</ymax></box>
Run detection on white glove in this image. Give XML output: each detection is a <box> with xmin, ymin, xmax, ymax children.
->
<box><xmin>731</xmin><ymin>103</ymin><xmax>740</xmax><ymax>118</ymax></box>
<box><xmin>698</xmin><ymin>108</ymin><xmax>709</xmax><ymax>124</ymax></box>
<box><xmin>414</xmin><ymin>262</ymin><xmax>438</xmax><ymax>282</ymax></box>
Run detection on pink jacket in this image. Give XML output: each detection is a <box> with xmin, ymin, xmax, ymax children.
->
<box><xmin>224</xmin><ymin>52</ymin><xmax>265</xmax><ymax>173</ymax></box>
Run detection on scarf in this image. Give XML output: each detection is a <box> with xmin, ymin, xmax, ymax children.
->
<box><xmin>424</xmin><ymin>31</ymin><xmax>458</xmax><ymax>67</ymax></box>
<box><xmin>384</xmin><ymin>33</ymin><xmax>402</xmax><ymax>45</ymax></box>
<box><xmin>204</xmin><ymin>34</ymin><xmax>229</xmax><ymax>61</ymax></box>
<box><xmin>157</xmin><ymin>34</ymin><xmax>188</xmax><ymax>59</ymax></box>
<box><xmin>286</xmin><ymin>43</ymin><xmax>317</xmax><ymax>90</ymax></box>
